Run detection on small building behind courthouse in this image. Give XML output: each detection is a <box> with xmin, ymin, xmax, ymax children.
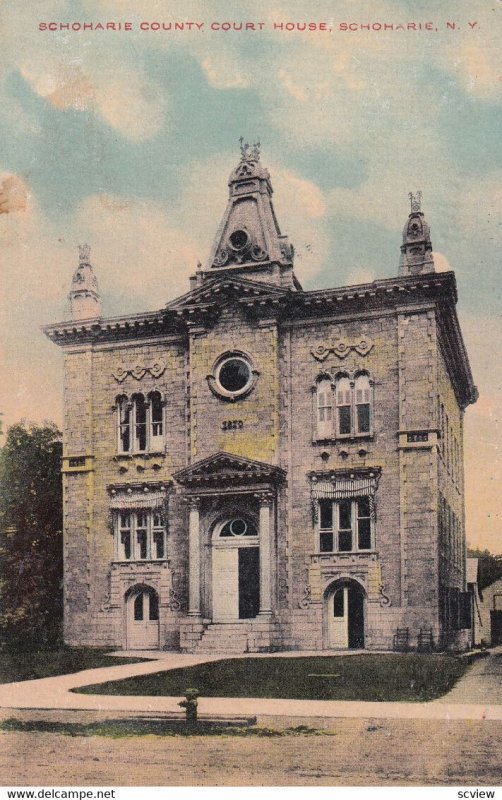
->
<box><xmin>44</xmin><ymin>143</ymin><xmax>478</xmax><ymax>652</ymax></box>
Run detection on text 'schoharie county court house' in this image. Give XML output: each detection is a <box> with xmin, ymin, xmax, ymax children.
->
<box><xmin>44</xmin><ymin>143</ymin><xmax>478</xmax><ymax>653</ymax></box>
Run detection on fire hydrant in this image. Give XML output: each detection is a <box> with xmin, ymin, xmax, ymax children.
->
<box><xmin>178</xmin><ymin>688</ymin><xmax>199</xmax><ymax>724</ymax></box>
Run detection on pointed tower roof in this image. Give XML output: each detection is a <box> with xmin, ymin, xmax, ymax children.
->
<box><xmin>192</xmin><ymin>140</ymin><xmax>300</xmax><ymax>290</ymax></box>
<box><xmin>399</xmin><ymin>191</ymin><xmax>435</xmax><ymax>276</ymax></box>
<box><xmin>68</xmin><ymin>244</ymin><xmax>102</xmax><ymax>321</ymax></box>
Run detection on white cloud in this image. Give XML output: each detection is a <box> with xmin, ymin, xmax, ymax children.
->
<box><xmin>0</xmin><ymin>2</ymin><xmax>168</xmax><ymax>141</ymax></box>
<box><xmin>201</xmin><ymin>54</ymin><xmax>249</xmax><ymax>89</ymax></box>
<box><xmin>433</xmin><ymin>252</ymin><xmax>452</xmax><ymax>273</ymax></box>
<box><xmin>74</xmin><ymin>193</ymin><xmax>200</xmax><ymax>310</ymax></box>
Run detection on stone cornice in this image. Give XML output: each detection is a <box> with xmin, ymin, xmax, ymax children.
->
<box><xmin>435</xmin><ymin>297</ymin><xmax>478</xmax><ymax>409</ymax></box>
<box><xmin>42</xmin><ymin>270</ymin><xmax>476</xmax><ymax>408</ymax></box>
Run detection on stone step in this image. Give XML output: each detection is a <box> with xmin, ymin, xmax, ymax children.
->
<box><xmin>195</xmin><ymin>623</ymin><xmax>251</xmax><ymax>654</ymax></box>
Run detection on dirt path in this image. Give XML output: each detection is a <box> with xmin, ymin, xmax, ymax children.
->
<box><xmin>1</xmin><ymin>716</ymin><xmax>501</xmax><ymax>786</ymax></box>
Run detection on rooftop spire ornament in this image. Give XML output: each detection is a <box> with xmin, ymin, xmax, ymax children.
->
<box><xmin>239</xmin><ymin>136</ymin><xmax>261</xmax><ymax>162</ymax></box>
<box><xmin>78</xmin><ymin>243</ymin><xmax>91</xmax><ymax>264</ymax></box>
<box><xmin>408</xmin><ymin>191</ymin><xmax>423</xmax><ymax>214</ymax></box>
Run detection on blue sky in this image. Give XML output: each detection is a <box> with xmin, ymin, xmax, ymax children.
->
<box><xmin>1</xmin><ymin>0</ymin><xmax>501</xmax><ymax>549</ymax></box>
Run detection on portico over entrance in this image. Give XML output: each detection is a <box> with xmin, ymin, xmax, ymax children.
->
<box><xmin>173</xmin><ymin>452</ymin><xmax>286</xmax><ymax>623</ymax></box>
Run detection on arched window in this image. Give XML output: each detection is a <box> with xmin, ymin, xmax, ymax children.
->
<box><xmin>354</xmin><ymin>374</ymin><xmax>371</xmax><ymax>434</ymax></box>
<box><xmin>117</xmin><ymin>395</ymin><xmax>131</xmax><ymax>454</ymax></box>
<box><xmin>313</xmin><ymin>373</ymin><xmax>373</xmax><ymax>441</ymax></box>
<box><xmin>133</xmin><ymin>394</ymin><xmax>147</xmax><ymax>452</ymax></box>
<box><xmin>116</xmin><ymin>391</ymin><xmax>165</xmax><ymax>454</ymax></box>
<box><xmin>149</xmin><ymin>391</ymin><xmax>164</xmax><ymax>447</ymax></box>
<box><xmin>316</xmin><ymin>377</ymin><xmax>334</xmax><ymax>439</ymax></box>
<box><xmin>336</xmin><ymin>376</ymin><xmax>352</xmax><ymax>436</ymax></box>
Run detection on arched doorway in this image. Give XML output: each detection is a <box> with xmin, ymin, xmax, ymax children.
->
<box><xmin>212</xmin><ymin>517</ymin><xmax>260</xmax><ymax>622</ymax></box>
<box><xmin>325</xmin><ymin>579</ymin><xmax>365</xmax><ymax>649</ymax></box>
<box><xmin>125</xmin><ymin>585</ymin><xmax>159</xmax><ymax>649</ymax></box>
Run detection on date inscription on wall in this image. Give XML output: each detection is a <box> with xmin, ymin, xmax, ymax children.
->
<box><xmin>222</xmin><ymin>420</ymin><xmax>244</xmax><ymax>431</ymax></box>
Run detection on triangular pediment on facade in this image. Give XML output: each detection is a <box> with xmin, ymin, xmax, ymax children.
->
<box><xmin>165</xmin><ymin>275</ymin><xmax>290</xmax><ymax>316</ymax></box>
<box><xmin>172</xmin><ymin>451</ymin><xmax>286</xmax><ymax>488</ymax></box>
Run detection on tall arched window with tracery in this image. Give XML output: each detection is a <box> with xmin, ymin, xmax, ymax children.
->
<box><xmin>149</xmin><ymin>390</ymin><xmax>164</xmax><ymax>449</ymax></box>
<box><xmin>354</xmin><ymin>373</ymin><xmax>372</xmax><ymax>434</ymax></box>
<box><xmin>316</xmin><ymin>377</ymin><xmax>334</xmax><ymax>439</ymax></box>
<box><xmin>335</xmin><ymin>376</ymin><xmax>352</xmax><ymax>436</ymax></box>
<box><xmin>117</xmin><ymin>395</ymin><xmax>131</xmax><ymax>454</ymax></box>
<box><xmin>116</xmin><ymin>391</ymin><xmax>165</xmax><ymax>454</ymax></box>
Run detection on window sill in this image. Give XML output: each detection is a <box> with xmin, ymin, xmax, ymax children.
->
<box><xmin>113</xmin><ymin>452</ymin><xmax>166</xmax><ymax>460</ymax></box>
<box><xmin>311</xmin><ymin>550</ymin><xmax>377</xmax><ymax>562</ymax></box>
<box><xmin>112</xmin><ymin>559</ymin><xmax>170</xmax><ymax>566</ymax></box>
<box><xmin>313</xmin><ymin>433</ymin><xmax>374</xmax><ymax>444</ymax></box>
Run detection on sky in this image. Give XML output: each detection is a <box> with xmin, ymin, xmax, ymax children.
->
<box><xmin>0</xmin><ymin>0</ymin><xmax>501</xmax><ymax>551</ymax></box>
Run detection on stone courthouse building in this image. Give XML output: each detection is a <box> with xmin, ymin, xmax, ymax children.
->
<box><xmin>44</xmin><ymin>143</ymin><xmax>478</xmax><ymax>652</ymax></box>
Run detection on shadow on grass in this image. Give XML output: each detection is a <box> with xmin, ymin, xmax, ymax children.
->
<box><xmin>74</xmin><ymin>654</ymin><xmax>468</xmax><ymax>702</ymax></box>
<box><xmin>0</xmin><ymin>647</ymin><xmax>148</xmax><ymax>684</ymax></box>
<box><xmin>0</xmin><ymin>718</ymin><xmax>333</xmax><ymax>738</ymax></box>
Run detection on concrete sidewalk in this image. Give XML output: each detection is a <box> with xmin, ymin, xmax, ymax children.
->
<box><xmin>1</xmin><ymin>649</ymin><xmax>501</xmax><ymax>722</ymax></box>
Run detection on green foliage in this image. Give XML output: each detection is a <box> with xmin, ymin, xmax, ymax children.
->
<box><xmin>467</xmin><ymin>547</ymin><xmax>502</xmax><ymax>590</ymax></box>
<box><xmin>76</xmin><ymin>654</ymin><xmax>467</xmax><ymax>703</ymax></box>
<box><xmin>0</xmin><ymin>422</ymin><xmax>63</xmax><ymax>650</ymax></box>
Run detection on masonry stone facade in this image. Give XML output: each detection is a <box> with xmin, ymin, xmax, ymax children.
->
<box><xmin>45</xmin><ymin>148</ymin><xmax>478</xmax><ymax>653</ymax></box>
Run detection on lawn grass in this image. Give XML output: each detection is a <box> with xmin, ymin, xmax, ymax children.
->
<box><xmin>75</xmin><ymin>653</ymin><xmax>467</xmax><ymax>702</ymax></box>
<box><xmin>0</xmin><ymin>647</ymin><xmax>146</xmax><ymax>684</ymax></box>
<box><xmin>0</xmin><ymin>718</ymin><xmax>328</xmax><ymax>738</ymax></box>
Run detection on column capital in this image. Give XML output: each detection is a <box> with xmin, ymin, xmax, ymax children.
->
<box><xmin>184</xmin><ymin>496</ymin><xmax>201</xmax><ymax>511</ymax></box>
<box><xmin>254</xmin><ymin>490</ymin><xmax>274</xmax><ymax>506</ymax></box>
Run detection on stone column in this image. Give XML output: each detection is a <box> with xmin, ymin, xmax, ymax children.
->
<box><xmin>257</xmin><ymin>492</ymin><xmax>274</xmax><ymax>615</ymax></box>
<box><xmin>188</xmin><ymin>497</ymin><xmax>201</xmax><ymax>616</ymax></box>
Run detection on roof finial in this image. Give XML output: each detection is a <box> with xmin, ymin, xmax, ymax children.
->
<box><xmin>408</xmin><ymin>191</ymin><xmax>422</xmax><ymax>214</ymax></box>
<box><xmin>239</xmin><ymin>136</ymin><xmax>261</xmax><ymax>162</ymax></box>
<box><xmin>78</xmin><ymin>243</ymin><xmax>91</xmax><ymax>264</ymax></box>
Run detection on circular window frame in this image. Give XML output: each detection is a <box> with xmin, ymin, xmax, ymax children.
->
<box><xmin>212</xmin><ymin>515</ymin><xmax>259</xmax><ymax>547</ymax></box>
<box><xmin>228</xmin><ymin>228</ymin><xmax>251</xmax><ymax>253</ymax></box>
<box><xmin>207</xmin><ymin>351</ymin><xmax>259</xmax><ymax>402</ymax></box>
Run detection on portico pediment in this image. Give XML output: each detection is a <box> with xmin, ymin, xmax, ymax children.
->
<box><xmin>166</xmin><ymin>275</ymin><xmax>290</xmax><ymax>316</ymax></box>
<box><xmin>172</xmin><ymin>451</ymin><xmax>286</xmax><ymax>488</ymax></box>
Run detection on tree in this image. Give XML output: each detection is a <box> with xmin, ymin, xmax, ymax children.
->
<box><xmin>467</xmin><ymin>546</ymin><xmax>502</xmax><ymax>591</ymax></box>
<box><xmin>0</xmin><ymin>422</ymin><xmax>63</xmax><ymax>650</ymax></box>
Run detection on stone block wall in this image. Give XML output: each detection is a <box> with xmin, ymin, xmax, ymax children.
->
<box><xmin>188</xmin><ymin>306</ymin><xmax>279</xmax><ymax>464</ymax></box>
<box><xmin>283</xmin><ymin>311</ymin><xmax>403</xmax><ymax>647</ymax></box>
<box><xmin>62</xmin><ymin>334</ymin><xmax>189</xmax><ymax>647</ymax></box>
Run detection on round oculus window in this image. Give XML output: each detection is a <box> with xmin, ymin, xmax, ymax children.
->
<box><xmin>217</xmin><ymin>357</ymin><xmax>252</xmax><ymax>395</ymax></box>
<box><xmin>220</xmin><ymin>518</ymin><xmax>257</xmax><ymax>538</ymax></box>
<box><xmin>229</xmin><ymin>229</ymin><xmax>250</xmax><ymax>251</ymax></box>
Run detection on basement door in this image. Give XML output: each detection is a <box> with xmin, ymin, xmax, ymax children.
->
<box><xmin>126</xmin><ymin>587</ymin><xmax>159</xmax><ymax>649</ymax></box>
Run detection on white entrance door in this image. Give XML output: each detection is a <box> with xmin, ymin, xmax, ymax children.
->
<box><xmin>126</xmin><ymin>588</ymin><xmax>159</xmax><ymax>649</ymax></box>
<box><xmin>327</xmin><ymin>586</ymin><xmax>349</xmax><ymax>649</ymax></box>
<box><xmin>212</xmin><ymin>548</ymin><xmax>239</xmax><ymax>621</ymax></box>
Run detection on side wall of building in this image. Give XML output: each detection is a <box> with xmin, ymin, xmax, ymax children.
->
<box><xmin>437</xmin><ymin>339</ymin><xmax>467</xmax><ymax>646</ymax></box>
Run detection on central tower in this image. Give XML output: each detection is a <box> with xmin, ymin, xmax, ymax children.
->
<box><xmin>191</xmin><ymin>139</ymin><xmax>301</xmax><ymax>290</ymax></box>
